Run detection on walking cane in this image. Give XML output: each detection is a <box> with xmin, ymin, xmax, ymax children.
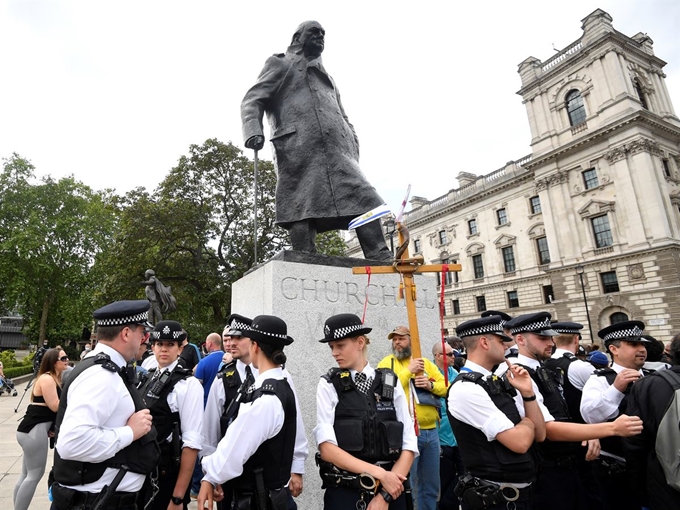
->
<box><xmin>253</xmin><ymin>149</ymin><xmax>259</xmax><ymax>265</ymax></box>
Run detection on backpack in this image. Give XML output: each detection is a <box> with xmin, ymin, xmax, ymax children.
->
<box><xmin>654</xmin><ymin>369</ymin><xmax>680</xmax><ymax>492</ymax></box>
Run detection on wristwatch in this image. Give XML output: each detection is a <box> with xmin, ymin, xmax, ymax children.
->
<box><xmin>171</xmin><ymin>496</ymin><xmax>184</xmax><ymax>505</ymax></box>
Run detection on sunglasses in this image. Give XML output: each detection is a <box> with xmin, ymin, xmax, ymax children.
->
<box><xmin>439</xmin><ymin>352</ymin><xmax>454</xmax><ymax>357</ymax></box>
<box><xmin>60</xmin><ymin>356</ymin><xmax>69</xmax><ymax>362</ymax></box>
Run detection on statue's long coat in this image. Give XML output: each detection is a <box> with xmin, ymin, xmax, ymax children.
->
<box><xmin>241</xmin><ymin>45</ymin><xmax>384</xmax><ymax>232</ymax></box>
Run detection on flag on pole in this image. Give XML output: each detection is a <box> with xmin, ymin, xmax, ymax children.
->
<box><xmin>395</xmin><ymin>184</ymin><xmax>411</xmax><ymax>224</ymax></box>
<box><xmin>348</xmin><ymin>204</ymin><xmax>392</xmax><ymax>230</ymax></box>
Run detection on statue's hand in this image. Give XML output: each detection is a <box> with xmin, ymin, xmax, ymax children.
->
<box><xmin>245</xmin><ymin>135</ymin><xmax>265</xmax><ymax>151</ymax></box>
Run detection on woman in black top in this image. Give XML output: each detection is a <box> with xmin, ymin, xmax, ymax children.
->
<box><xmin>14</xmin><ymin>348</ymin><xmax>68</xmax><ymax>510</ymax></box>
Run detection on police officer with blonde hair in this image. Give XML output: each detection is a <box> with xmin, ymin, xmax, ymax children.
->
<box><xmin>315</xmin><ymin>314</ymin><xmax>417</xmax><ymax>509</ymax></box>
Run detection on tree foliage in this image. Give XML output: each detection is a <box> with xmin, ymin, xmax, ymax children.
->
<box><xmin>0</xmin><ymin>153</ymin><xmax>116</xmax><ymax>344</ymax></box>
<box><xmin>2</xmin><ymin>141</ymin><xmax>348</xmax><ymax>343</ymax></box>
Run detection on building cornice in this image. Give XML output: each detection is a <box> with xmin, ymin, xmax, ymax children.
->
<box><xmin>524</xmin><ymin>112</ymin><xmax>680</xmax><ymax>171</ymax></box>
<box><xmin>517</xmin><ymin>30</ymin><xmax>668</xmax><ymax>97</ymax></box>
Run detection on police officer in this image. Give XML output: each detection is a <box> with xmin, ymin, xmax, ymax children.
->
<box><xmin>51</xmin><ymin>300</ymin><xmax>158</xmax><ymax>510</ymax></box>
<box><xmin>203</xmin><ymin>314</ymin><xmax>256</xmax><ymax>457</ymax></box>
<box><xmin>544</xmin><ymin>322</ymin><xmax>594</xmax><ymax>423</ymax></box>
<box><xmin>315</xmin><ymin>313</ymin><xmax>417</xmax><ymax>509</ymax></box>
<box><xmin>545</xmin><ymin>321</ymin><xmax>600</xmax><ymax>510</ymax></box>
<box><xmin>580</xmin><ymin>321</ymin><xmax>651</xmax><ymax>510</ymax></box>
<box><xmin>138</xmin><ymin>320</ymin><xmax>203</xmax><ymax>510</ymax></box>
<box><xmin>497</xmin><ymin>313</ymin><xmax>643</xmax><ymax>510</ymax></box>
<box><xmin>203</xmin><ymin>314</ymin><xmax>308</xmax><ymax>507</ymax></box>
<box><xmin>203</xmin><ymin>314</ymin><xmax>253</xmax><ymax>510</ymax></box>
<box><xmin>448</xmin><ymin>316</ymin><xmax>546</xmax><ymax>510</ymax></box>
<box><xmin>480</xmin><ymin>310</ymin><xmax>516</xmax><ymax>358</ymax></box>
<box><xmin>198</xmin><ymin>315</ymin><xmax>298</xmax><ymax>510</ymax></box>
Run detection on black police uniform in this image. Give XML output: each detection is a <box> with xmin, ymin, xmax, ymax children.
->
<box><xmin>51</xmin><ymin>300</ymin><xmax>159</xmax><ymax>510</ymax></box>
<box><xmin>318</xmin><ymin>367</ymin><xmax>408</xmax><ymax>510</ymax></box>
<box><xmin>581</xmin><ymin>321</ymin><xmax>651</xmax><ymax>510</ymax></box>
<box><xmin>52</xmin><ymin>355</ymin><xmax>160</xmax><ymax>510</ymax></box>
<box><xmin>138</xmin><ymin>364</ymin><xmax>193</xmax><ymax>509</ymax></box>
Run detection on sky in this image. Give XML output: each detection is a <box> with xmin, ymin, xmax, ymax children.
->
<box><xmin>1</xmin><ymin>0</ymin><xmax>678</xmax><ymax>214</ymax></box>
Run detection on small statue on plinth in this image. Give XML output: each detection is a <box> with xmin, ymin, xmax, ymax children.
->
<box><xmin>141</xmin><ymin>269</ymin><xmax>177</xmax><ymax>325</ymax></box>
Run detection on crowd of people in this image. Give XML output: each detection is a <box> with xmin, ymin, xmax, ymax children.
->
<box><xmin>9</xmin><ymin>298</ymin><xmax>680</xmax><ymax>510</ymax></box>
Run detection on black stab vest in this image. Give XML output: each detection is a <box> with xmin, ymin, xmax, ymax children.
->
<box><xmin>324</xmin><ymin>368</ymin><xmax>404</xmax><ymax>464</ymax></box>
<box><xmin>594</xmin><ymin>368</ymin><xmax>648</xmax><ymax>457</ymax></box>
<box><xmin>53</xmin><ymin>354</ymin><xmax>160</xmax><ymax>486</ymax></box>
<box><xmin>448</xmin><ymin>371</ymin><xmax>537</xmax><ymax>483</ymax></box>
<box><xmin>139</xmin><ymin>365</ymin><xmax>191</xmax><ymax>441</ymax></box>
<box><xmin>544</xmin><ymin>353</ymin><xmax>586</xmax><ymax>423</ymax></box>
<box><xmin>218</xmin><ymin>362</ymin><xmax>243</xmax><ymax>436</ymax></box>
<box><xmin>227</xmin><ymin>378</ymin><xmax>296</xmax><ymax>491</ymax></box>
<box><xmin>515</xmin><ymin>361</ymin><xmax>578</xmax><ymax>460</ymax></box>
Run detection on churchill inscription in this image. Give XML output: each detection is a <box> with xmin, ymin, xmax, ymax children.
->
<box><xmin>280</xmin><ymin>277</ymin><xmax>436</xmax><ymax>309</ymax></box>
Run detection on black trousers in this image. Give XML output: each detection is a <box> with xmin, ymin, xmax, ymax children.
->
<box><xmin>592</xmin><ymin>461</ymin><xmax>638</xmax><ymax>510</ymax></box>
<box><xmin>439</xmin><ymin>445</ymin><xmax>464</xmax><ymax>510</ymax></box>
<box><xmin>323</xmin><ymin>486</ymin><xmax>407</xmax><ymax>510</ymax></box>
<box><xmin>140</xmin><ymin>468</ymin><xmax>189</xmax><ymax>510</ymax></box>
<box><xmin>534</xmin><ymin>464</ymin><xmax>586</xmax><ymax>510</ymax></box>
<box><xmin>50</xmin><ymin>505</ymin><xmax>137</xmax><ymax>510</ymax></box>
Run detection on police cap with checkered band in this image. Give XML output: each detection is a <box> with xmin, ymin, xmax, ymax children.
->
<box><xmin>225</xmin><ymin>314</ymin><xmax>252</xmax><ymax>337</ymax></box>
<box><xmin>507</xmin><ymin>312</ymin><xmax>559</xmax><ymax>337</ymax></box>
<box><xmin>248</xmin><ymin>315</ymin><xmax>294</xmax><ymax>346</ymax></box>
<box><xmin>150</xmin><ymin>320</ymin><xmax>187</xmax><ymax>343</ymax></box>
<box><xmin>551</xmin><ymin>321</ymin><xmax>584</xmax><ymax>335</ymax></box>
<box><xmin>319</xmin><ymin>313</ymin><xmax>372</xmax><ymax>343</ymax></box>
<box><xmin>456</xmin><ymin>316</ymin><xmax>513</xmax><ymax>342</ymax></box>
<box><xmin>93</xmin><ymin>300</ymin><xmax>152</xmax><ymax>328</ymax></box>
<box><xmin>598</xmin><ymin>320</ymin><xmax>650</xmax><ymax>345</ymax></box>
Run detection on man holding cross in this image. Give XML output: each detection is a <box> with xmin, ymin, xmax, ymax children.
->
<box><xmin>378</xmin><ymin>326</ymin><xmax>446</xmax><ymax>510</ymax></box>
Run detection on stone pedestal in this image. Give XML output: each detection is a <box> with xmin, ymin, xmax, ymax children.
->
<box><xmin>231</xmin><ymin>251</ymin><xmax>441</xmax><ymax>509</ymax></box>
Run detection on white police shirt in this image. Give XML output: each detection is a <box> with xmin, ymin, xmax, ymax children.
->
<box><xmin>202</xmin><ymin>359</ymin><xmax>250</xmax><ymax>456</ymax></box>
<box><xmin>551</xmin><ymin>348</ymin><xmax>595</xmax><ymax>391</ymax></box>
<box><xmin>580</xmin><ymin>362</ymin><xmax>645</xmax><ymax>424</ymax></box>
<box><xmin>202</xmin><ymin>363</ymin><xmax>309</xmax><ymax>474</ymax></box>
<box><xmin>313</xmin><ymin>362</ymin><xmax>419</xmax><ymax>456</ymax></box>
<box><xmin>201</xmin><ymin>367</ymin><xmax>299</xmax><ymax>486</ymax></box>
<box><xmin>56</xmin><ymin>343</ymin><xmax>145</xmax><ymax>493</ymax></box>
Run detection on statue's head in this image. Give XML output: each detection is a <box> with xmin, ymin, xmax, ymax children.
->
<box><xmin>145</xmin><ymin>269</ymin><xmax>155</xmax><ymax>277</ymax></box>
<box><xmin>291</xmin><ymin>21</ymin><xmax>325</xmax><ymax>58</ymax></box>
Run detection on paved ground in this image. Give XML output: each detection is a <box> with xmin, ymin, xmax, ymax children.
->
<box><xmin>0</xmin><ymin>377</ymin><xmax>205</xmax><ymax>510</ymax></box>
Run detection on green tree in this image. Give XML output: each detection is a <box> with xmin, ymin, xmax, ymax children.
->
<box><xmin>0</xmin><ymin>153</ymin><xmax>115</xmax><ymax>344</ymax></box>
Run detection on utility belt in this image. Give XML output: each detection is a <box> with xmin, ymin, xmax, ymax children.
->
<box><xmin>454</xmin><ymin>474</ymin><xmax>533</xmax><ymax>510</ymax></box>
<box><xmin>593</xmin><ymin>455</ymin><xmax>627</xmax><ymax>478</ymax></box>
<box><xmin>541</xmin><ymin>454</ymin><xmax>578</xmax><ymax>469</ymax></box>
<box><xmin>51</xmin><ymin>484</ymin><xmax>138</xmax><ymax>510</ymax></box>
<box><xmin>232</xmin><ymin>486</ymin><xmax>288</xmax><ymax>510</ymax></box>
<box><xmin>316</xmin><ymin>452</ymin><xmax>392</xmax><ymax>493</ymax></box>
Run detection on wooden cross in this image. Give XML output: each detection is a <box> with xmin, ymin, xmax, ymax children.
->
<box><xmin>352</xmin><ymin>223</ymin><xmax>462</xmax><ymax>359</ymax></box>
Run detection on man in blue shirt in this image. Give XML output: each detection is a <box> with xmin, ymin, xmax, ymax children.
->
<box><xmin>194</xmin><ymin>332</ymin><xmax>224</xmax><ymax>405</ymax></box>
<box><xmin>432</xmin><ymin>341</ymin><xmax>464</xmax><ymax>510</ymax></box>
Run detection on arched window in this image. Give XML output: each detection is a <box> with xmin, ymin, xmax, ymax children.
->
<box><xmin>566</xmin><ymin>90</ymin><xmax>587</xmax><ymax>126</ymax></box>
<box><xmin>609</xmin><ymin>312</ymin><xmax>629</xmax><ymax>325</ymax></box>
<box><xmin>633</xmin><ymin>79</ymin><xmax>648</xmax><ymax>109</ymax></box>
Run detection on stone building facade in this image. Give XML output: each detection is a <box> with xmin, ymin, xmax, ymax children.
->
<box><xmin>347</xmin><ymin>9</ymin><xmax>680</xmax><ymax>344</ymax></box>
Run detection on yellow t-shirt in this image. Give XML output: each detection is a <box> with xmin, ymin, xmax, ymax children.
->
<box><xmin>377</xmin><ymin>355</ymin><xmax>447</xmax><ymax>430</ymax></box>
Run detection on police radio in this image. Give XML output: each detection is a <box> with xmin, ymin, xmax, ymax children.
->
<box><xmin>145</xmin><ymin>369</ymin><xmax>172</xmax><ymax>400</ymax></box>
<box><xmin>382</xmin><ymin>371</ymin><xmax>396</xmax><ymax>400</ymax></box>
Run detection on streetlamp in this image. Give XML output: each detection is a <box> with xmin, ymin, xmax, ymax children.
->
<box><xmin>575</xmin><ymin>264</ymin><xmax>595</xmax><ymax>343</ymax></box>
<box><xmin>382</xmin><ymin>217</ymin><xmax>397</xmax><ymax>254</ymax></box>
